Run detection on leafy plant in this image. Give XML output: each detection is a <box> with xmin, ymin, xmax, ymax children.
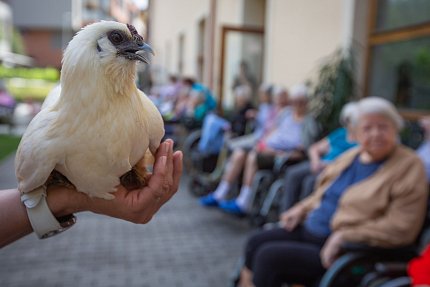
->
<box><xmin>308</xmin><ymin>48</ymin><xmax>356</xmax><ymax>135</ymax></box>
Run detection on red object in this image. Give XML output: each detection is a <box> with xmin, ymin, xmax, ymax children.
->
<box><xmin>256</xmin><ymin>141</ymin><xmax>267</xmax><ymax>152</ymax></box>
<box><xmin>408</xmin><ymin>244</ymin><xmax>430</xmax><ymax>285</ymax></box>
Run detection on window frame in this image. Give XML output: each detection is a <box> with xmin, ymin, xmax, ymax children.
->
<box><xmin>365</xmin><ymin>0</ymin><xmax>430</xmax><ymax>120</ymax></box>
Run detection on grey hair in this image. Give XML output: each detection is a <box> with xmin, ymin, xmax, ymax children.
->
<box><xmin>259</xmin><ymin>83</ymin><xmax>273</xmax><ymax>96</ymax></box>
<box><xmin>272</xmin><ymin>85</ymin><xmax>287</xmax><ymax>97</ymax></box>
<box><xmin>234</xmin><ymin>85</ymin><xmax>252</xmax><ymax>102</ymax></box>
<box><xmin>339</xmin><ymin>101</ymin><xmax>359</xmax><ymax>127</ymax></box>
<box><xmin>355</xmin><ymin>97</ymin><xmax>404</xmax><ymax>130</ymax></box>
<box><xmin>290</xmin><ymin>84</ymin><xmax>308</xmax><ymax>100</ymax></box>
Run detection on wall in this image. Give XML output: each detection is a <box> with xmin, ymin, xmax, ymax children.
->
<box><xmin>149</xmin><ymin>0</ymin><xmax>209</xmax><ymax>84</ymax></box>
<box><xmin>149</xmin><ymin>0</ymin><xmax>360</xmax><ymax>103</ymax></box>
<box><xmin>264</xmin><ymin>0</ymin><xmax>344</xmax><ymax>88</ymax></box>
<box><xmin>149</xmin><ymin>0</ymin><xmax>251</xmax><ymax>93</ymax></box>
<box><xmin>21</xmin><ymin>30</ymin><xmax>64</xmax><ymax>68</ymax></box>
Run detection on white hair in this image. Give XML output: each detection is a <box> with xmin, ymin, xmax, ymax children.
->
<box><xmin>272</xmin><ymin>85</ymin><xmax>287</xmax><ymax>97</ymax></box>
<box><xmin>234</xmin><ymin>85</ymin><xmax>252</xmax><ymax>102</ymax></box>
<box><xmin>339</xmin><ymin>101</ymin><xmax>359</xmax><ymax>127</ymax></box>
<box><xmin>290</xmin><ymin>84</ymin><xmax>308</xmax><ymax>100</ymax></box>
<box><xmin>258</xmin><ymin>83</ymin><xmax>274</xmax><ymax>97</ymax></box>
<box><xmin>355</xmin><ymin>97</ymin><xmax>404</xmax><ymax>130</ymax></box>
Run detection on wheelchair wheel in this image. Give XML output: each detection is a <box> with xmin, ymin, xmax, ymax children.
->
<box><xmin>188</xmin><ymin>176</ymin><xmax>210</xmax><ymax>197</ymax></box>
<box><xmin>319</xmin><ymin>253</ymin><xmax>381</xmax><ymax>287</ymax></box>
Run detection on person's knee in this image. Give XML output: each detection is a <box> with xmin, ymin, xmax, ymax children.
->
<box><xmin>246</xmin><ymin>151</ymin><xmax>257</xmax><ymax>165</ymax></box>
<box><xmin>251</xmin><ymin>243</ymin><xmax>281</xmax><ymax>286</ymax></box>
<box><xmin>253</xmin><ymin>244</ymin><xmax>278</xmax><ymax>269</ymax></box>
<box><xmin>233</xmin><ymin>149</ymin><xmax>246</xmax><ymax>161</ymax></box>
<box><xmin>244</xmin><ymin>230</ymin><xmax>270</xmax><ymax>267</ymax></box>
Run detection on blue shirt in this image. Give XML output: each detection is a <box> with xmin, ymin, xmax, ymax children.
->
<box><xmin>322</xmin><ymin>127</ymin><xmax>357</xmax><ymax>162</ymax></box>
<box><xmin>417</xmin><ymin>140</ymin><xmax>430</xmax><ymax>182</ymax></box>
<box><xmin>304</xmin><ymin>156</ymin><xmax>383</xmax><ymax>238</ymax></box>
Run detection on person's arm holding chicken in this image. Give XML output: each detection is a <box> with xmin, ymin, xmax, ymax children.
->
<box><xmin>0</xmin><ymin>139</ymin><xmax>183</xmax><ymax>248</ymax></box>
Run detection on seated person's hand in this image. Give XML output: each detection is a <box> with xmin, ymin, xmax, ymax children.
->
<box><xmin>245</xmin><ymin>109</ymin><xmax>257</xmax><ymax>119</ymax></box>
<box><xmin>279</xmin><ymin>206</ymin><xmax>304</xmax><ymax>231</ymax></box>
<box><xmin>47</xmin><ymin>139</ymin><xmax>183</xmax><ymax>224</ymax></box>
<box><xmin>255</xmin><ymin>140</ymin><xmax>267</xmax><ymax>152</ymax></box>
<box><xmin>320</xmin><ymin>231</ymin><xmax>345</xmax><ymax>268</ymax></box>
<box><xmin>310</xmin><ymin>159</ymin><xmax>327</xmax><ymax>174</ymax></box>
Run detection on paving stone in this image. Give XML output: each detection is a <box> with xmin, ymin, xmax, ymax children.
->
<box><xmin>0</xmin><ymin>154</ymin><xmax>252</xmax><ymax>287</ymax></box>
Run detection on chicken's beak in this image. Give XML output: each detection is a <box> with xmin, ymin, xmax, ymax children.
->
<box><xmin>118</xmin><ymin>41</ymin><xmax>155</xmax><ymax>64</ymax></box>
<box><xmin>140</xmin><ymin>43</ymin><xmax>155</xmax><ymax>56</ymax></box>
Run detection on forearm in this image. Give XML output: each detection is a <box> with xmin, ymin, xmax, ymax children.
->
<box><xmin>309</xmin><ymin>140</ymin><xmax>328</xmax><ymax>164</ymax></box>
<box><xmin>0</xmin><ymin>186</ymin><xmax>86</xmax><ymax>248</ymax></box>
<box><xmin>308</xmin><ymin>146</ymin><xmax>321</xmax><ymax>165</ymax></box>
<box><xmin>0</xmin><ymin>189</ymin><xmax>33</xmax><ymax>247</ymax></box>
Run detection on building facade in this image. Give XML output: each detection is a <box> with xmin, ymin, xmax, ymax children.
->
<box><xmin>6</xmin><ymin>0</ymin><xmax>142</xmax><ymax>68</ymax></box>
<box><xmin>148</xmin><ymin>0</ymin><xmax>430</xmax><ymax>116</ymax></box>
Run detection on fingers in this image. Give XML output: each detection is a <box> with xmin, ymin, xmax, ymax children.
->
<box><xmin>148</xmin><ymin>140</ymin><xmax>172</xmax><ymax>198</ymax></box>
<box><xmin>321</xmin><ymin>246</ymin><xmax>333</xmax><ymax>269</ymax></box>
<box><xmin>147</xmin><ymin>139</ymin><xmax>181</xmax><ymax>203</ymax></box>
<box><xmin>172</xmin><ymin>151</ymin><xmax>183</xmax><ymax>191</ymax></box>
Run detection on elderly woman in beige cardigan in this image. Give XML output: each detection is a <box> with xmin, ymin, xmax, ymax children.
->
<box><xmin>239</xmin><ymin>97</ymin><xmax>428</xmax><ymax>287</ymax></box>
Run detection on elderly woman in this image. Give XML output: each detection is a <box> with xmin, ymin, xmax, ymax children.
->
<box><xmin>200</xmin><ymin>86</ymin><xmax>290</xmax><ymax>208</ymax></box>
<box><xmin>239</xmin><ymin>97</ymin><xmax>428</xmax><ymax>287</ymax></box>
<box><xmin>281</xmin><ymin>101</ymin><xmax>359</xmax><ymax>211</ymax></box>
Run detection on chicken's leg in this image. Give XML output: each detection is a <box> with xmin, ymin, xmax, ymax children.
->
<box><xmin>120</xmin><ymin>152</ymin><xmax>153</xmax><ymax>191</ymax></box>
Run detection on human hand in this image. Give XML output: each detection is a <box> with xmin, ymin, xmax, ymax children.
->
<box><xmin>245</xmin><ymin>109</ymin><xmax>257</xmax><ymax>119</ymax></box>
<box><xmin>48</xmin><ymin>139</ymin><xmax>183</xmax><ymax>224</ymax></box>
<box><xmin>310</xmin><ymin>159</ymin><xmax>326</xmax><ymax>174</ymax></box>
<box><xmin>279</xmin><ymin>206</ymin><xmax>304</xmax><ymax>231</ymax></box>
<box><xmin>320</xmin><ymin>231</ymin><xmax>345</xmax><ymax>268</ymax></box>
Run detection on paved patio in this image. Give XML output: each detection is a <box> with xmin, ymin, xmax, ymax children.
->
<box><xmin>0</xmin><ymin>153</ymin><xmax>251</xmax><ymax>287</ymax></box>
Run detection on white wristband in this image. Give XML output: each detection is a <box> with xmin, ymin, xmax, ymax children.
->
<box><xmin>21</xmin><ymin>186</ymin><xmax>75</xmax><ymax>239</ymax></box>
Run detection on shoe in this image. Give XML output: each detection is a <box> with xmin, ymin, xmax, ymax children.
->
<box><xmin>219</xmin><ymin>199</ymin><xmax>247</xmax><ymax>216</ymax></box>
<box><xmin>200</xmin><ymin>193</ymin><xmax>219</xmax><ymax>207</ymax></box>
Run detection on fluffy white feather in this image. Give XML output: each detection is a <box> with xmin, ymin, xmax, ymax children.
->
<box><xmin>15</xmin><ymin>21</ymin><xmax>164</xmax><ymax>199</ymax></box>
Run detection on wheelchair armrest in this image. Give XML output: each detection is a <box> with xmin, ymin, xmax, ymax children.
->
<box><xmin>273</xmin><ymin>150</ymin><xmax>305</xmax><ymax>174</ymax></box>
<box><xmin>341</xmin><ymin>242</ymin><xmax>417</xmax><ymax>261</ymax></box>
<box><xmin>374</xmin><ymin>262</ymin><xmax>408</xmax><ymax>277</ymax></box>
<box><xmin>340</xmin><ymin>242</ymin><xmax>377</xmax><ymax>252</ymax></box>
<box><xmin>182</xmin><ymin>129</ymin><xmax>202</xmax><ymax>154</ymax></box>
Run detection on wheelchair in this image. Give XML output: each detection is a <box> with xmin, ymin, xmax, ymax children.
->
<box><xmin>319</xmin><ymin>196</ymin><xmax>430</xmax><ymax>287</ymax></box>
<box><xmin>229</xmin><ymin>185</ymin><xmax>429</xmax><ymax>287</ymax></box>
<box><xmin>247</xmin><ymin>151</ymin><xmax>306</xmax><ymax>227</ymax></box>
<box><xmin>182</xmin><ymin>128</ymin><xmax>229</xmax><ymax>197</ymax></box>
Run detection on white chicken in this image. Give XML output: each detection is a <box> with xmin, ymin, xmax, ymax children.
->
<box><xmin>15</xmin><ymin>21</ymin><xmax>165</xmax><ymax>200</ymax></box>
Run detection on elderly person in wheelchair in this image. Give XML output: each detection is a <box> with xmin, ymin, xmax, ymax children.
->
<box><xmin>200</xmin><ymin>85</ymin><xmax>319</xmax><ymax>216</ymax></box>
<box><xmin>238</xmin><ymin>97</ymin><xmax>429</xmax><ymax>287</ymax></box>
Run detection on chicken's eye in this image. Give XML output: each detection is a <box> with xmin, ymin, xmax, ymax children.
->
<box><xmin>109</xmin><ymin>31</ymin><xmax>124</xmax><ymax>44</ymax></box>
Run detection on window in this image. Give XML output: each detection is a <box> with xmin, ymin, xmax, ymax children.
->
<box><xmin>367</xmin><ymin>0</ymin><xmax>430</xmax><ymax>116</ymax></box>
<box><xmin>376</xmin><ymin>0</ymin><xmax>430</xmax><ymax>31</ymax></box>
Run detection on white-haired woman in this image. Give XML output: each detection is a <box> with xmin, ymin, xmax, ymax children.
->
<box><xmin>281</xmin><ymin>101</ymin><xmax>359</xmax><ymax>211</ymax></box>
<box><xmin>239</xmin><ymin>97</ymin><xmax>428</xmax><ymax>287</ymax></box>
